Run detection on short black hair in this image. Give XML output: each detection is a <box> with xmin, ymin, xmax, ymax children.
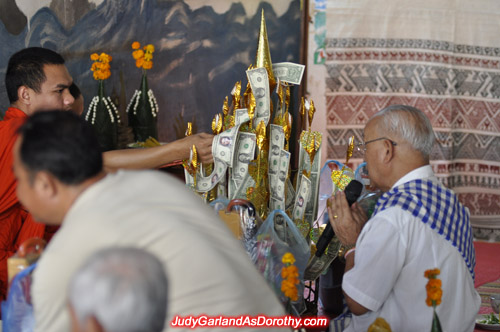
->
<box><xmin>5</xmin><ymin>47</ymin><xmax>65</xmax><ymax>103</ymax></box>
<box><xmin>17</xmin><ymin>111</ymin><xmax>103</xmax><ymax>185</ymax></box>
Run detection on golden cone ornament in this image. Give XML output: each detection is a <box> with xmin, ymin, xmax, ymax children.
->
<box><xmin>255</xmin><ymin>9</ymin><xmax>276</xmax><ymax>90</ymax></box>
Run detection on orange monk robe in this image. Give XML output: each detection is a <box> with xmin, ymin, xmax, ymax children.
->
<box><xmin>0</xmin><ymin>107</ymin><xmax>47</xmax><ymax>306</ymax></box>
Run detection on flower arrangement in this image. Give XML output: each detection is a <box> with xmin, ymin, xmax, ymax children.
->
<box><xmin>132</xmin><ymin>42</ymin><xmax>154</xmax><ymax>70</ymax></box>
<box><xmin>85</xmin><ymin>52</ymin><xmax>120</xmax><ymax>151</ymax></box>
<box><xmin>126</xmin><ymin>41</ymin><xmax>159</xmax><ymax>142</ymax></box>
<box><xmin>281</xmin><ymin>252</ymin><xmax>299</xmax><ymax>302</ymax></box>
<box><xmin>425</xmin><ymin>268</ymin><xmax>443</xmax><ymax>332</ymax></box>
<box><xmin>90</xmin><ymin>52</ymin><xmax>112</xmax><ymax>80</ymax></box>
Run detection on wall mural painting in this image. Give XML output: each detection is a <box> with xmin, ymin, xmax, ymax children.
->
<box><xmin>0</xmin><ymin>0</ymin><xmax>301</xmax><ymax>142</ymax></box>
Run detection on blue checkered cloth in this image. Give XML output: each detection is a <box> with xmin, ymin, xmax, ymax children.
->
<box><xmin>372</xmin><ymin>178</ymin><xmax>475</xmax><ymax>279</ymax></box>
<box><xmin>329</xmin><ymin>300</ymin><xmax>352</xmax><ymax>332</ymax></box>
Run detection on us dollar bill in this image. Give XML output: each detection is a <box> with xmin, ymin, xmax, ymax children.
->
<box><xmin>212</xmin><ymin>125</ymin><xmax>240</xmax><ymax>167</ymax></box>
<box><xmin>231</xmin><ymin>172</ymin><xmax>256</xmax><ymax>200</ymax></box>
<box><xmin>268</xmin><ymin>124</ymin><xmax>285</xmax><ymax>177</ymax></box>
<box><xmin>184</xmin><ymin>169</ymin><xmax>194</xmax><ymax>187</ymax></box>
<box><xmin>285</xmin><ymin>178</ymin><xmax>296</xmax><ymax>211</ymax></box>
<box><xmin>234</xmin><ymin>108</ymin><xmax>250</xmax><ymax>126</ymax></box>
<box><xmin>270</xmin><ymin>150</ymin><xmax>290</xmax><ymax>211</ymax></box>
<box><xmin>232</xmin><ymin>132</ymin><xmax>256</xmax><ymax>185</ymax></box>
<box><xmin>228</xmin><ymin>173</ymin><xmax>236</xmax><ymax>199</ymax></box>
<box><xmin>306</xmin><ymin>152</ymin><xmax>321</xmax><ymax>224</ymax></box>
<box><xmin>292</xmin><ymin>175</ymin><xmax>311</xmax><ymax>222</ymax></box>
<box><xmin>193</xmin><ymin>158</ymin><xmax>228</xmax><ymax>193</ymax></box>
<box><xmin>246</xmin><ymin>67</ymin><xmax>270</xmax><ymax>126</ymax></box>
<box><xmin>273</xmin><ymin>62</ymin><xmax>305</xmax><ymax>85</ymax></box>
<box><xmin>297</xmin><ymin>132</ymin><xmax>322</xmax><ymax>225</ymax></box>
<box><xmin>303</xmin><ymin>237</ymin><xmax>342</xmax><ymax>281</ymax></box>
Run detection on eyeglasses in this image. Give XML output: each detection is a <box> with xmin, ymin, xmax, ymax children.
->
<box><xmin>356</xmin><ymin>137</ymin><xmax>397</xmax><ymax>154</ymax></box>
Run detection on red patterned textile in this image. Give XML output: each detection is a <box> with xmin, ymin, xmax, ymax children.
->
<box><xmin>322</xmin><ymin>39</ymin><xmax>500</xmax><ymax>234</ymax></box>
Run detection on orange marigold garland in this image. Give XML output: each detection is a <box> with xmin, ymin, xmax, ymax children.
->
<box><xmin>425</xmin><ymin>268</ymin><xmax>443</xmax><ymax>332</ymax></box>
<box><xmin>281</xmin><ymin>252</ymin><xmax>299</xmax><ymax>302</ymax></box>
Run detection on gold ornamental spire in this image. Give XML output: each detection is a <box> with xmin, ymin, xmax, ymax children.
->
<box><xmin>255</xmin><ymin>9</ymin><xmax>276</xmax><ymax>88</ymax></box>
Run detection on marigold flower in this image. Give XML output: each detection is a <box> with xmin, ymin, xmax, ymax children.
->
<box><xmin>131</xmin><ymin>41</ymin><xmax>154</xmax><ymax>71</ymax></box>
<box><xmin>424</xmin><ymin>268</ymin><xmax>442</xmax><ymax>307</ymax></box>
<box><xmin>282</xmin><ymin>252</ymin><xmax>295</xmax><ymax>265</ymax></box>
<box><xmin>283</xmin><ymin>287</ymin><xmax>298</xmax><ymax>301</ymax></box>
<box><xmin>424</xmin><ymin>268</ymin><xmax>440</xmax><ymax>279</ymax></box>
<box><xmin>281</xmin><ymin>252</ymin><xmax>299</xmax><ymax>302</ymax></box>
<box><xmin>90</xmin><ymin>52</ymin><xmax>112</xmax><ymax>80</ymax></box>
<box><xmin>133</xmin><ymin>49</ymin><xmax>144</xmax><ymax>60</ymax></box>
<box><xmin>426</xmin><ymin>279</ymin><xmax>442</xmax><ymax>289</ymax></box>
<box><xmin>136</xmin><ymin>57</ymin><xmax>144</xmax><ymax>69</ymax></box>
<box><xmin>281</xmin><ymin>265</ymin><xmax>299</xmax><ymax>279</ymax></box>
<box><xmin>143</xmin><ymin>60</ymin><xmax>153</xmax><ymax>70</ymax></box>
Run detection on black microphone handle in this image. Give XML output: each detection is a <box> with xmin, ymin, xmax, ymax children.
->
<box><xmin>315</xmin><ymin>180</ymin><xmax>363</xmax><ymax>257</ymax></box>
<box><xmin>314</xmin><ymin>223</ymin><xmax>335</xmax><ymax>257</ymax></box>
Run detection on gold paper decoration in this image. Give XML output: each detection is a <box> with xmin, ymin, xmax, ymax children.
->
<box><xmin>184</xmin><ymin>144</ymin><xmax>198</xmax><ymax>187</ymax></box>
<box><xmin>331</xmin><ymin>136</ymin><xmax>355</xmax><ymax>190</ymax></box>
<box><xmin>308</xmin><ymin>100</ymin><xmax>316</xmax><ymax>129</ymax></box>
<box><xmin>277</xmin><ymin>82</ymin><xmax>285</xmax><ymax>116</ymax></box>
<box><xmin>254</xmin><ymin>9</ymin><xmax>276</xmax><ymax>90</ymax></box>
<box><xmin>222</xmin><ymin>96</ymin><xmax>229</xmax><ymax>116</ymax></box>
<box><xmin>256</xmin><ymin>120</ymin><xmax>266</xmax><ymax>151</ymax></box>
<box><xmin>212</xmin><ymin>114</ymin><xmax>222</xmax><ymax>135</ymax></box>
<box><xmin>243</xmin><ymin>81</ymin><xmax>251</xmax><ymax>108</ymax></box>
<box><xmin>299</xmin><ymin>97</ymin><xmax>307</xmax><ymax>130</ymax></box>
<box><xmin>284</xmin><ymin>111</ymin><xmax>292</xmax><ymax>151</ymax></box>
<box><xmin>185</xmin><ymin>122</ymin><xmax>192</xmax><ymax>137</ymax></box>
<box><xmin>231</xmin><ymin>81</ymin><xmax>242</xmax><ymax>110</ymax></box>
<box><xmin>248</xmin><ymin>93</ymin><xmax>256</xmax><ymax>129</ymax></box>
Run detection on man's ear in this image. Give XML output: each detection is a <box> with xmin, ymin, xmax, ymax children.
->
<box><xmin>33</xmin><ymin>171</ymin><xmax>58</xmax><ymax>199</ymax></box>
<box><xmin>17</xmin><ymin>86</ymin><xmax>31</xmax><ymax>105</ymax></box>
<box><xmin>381</xmin><ymin>139</ymin><xmax>396</xmax><ymax>164</ymax></box>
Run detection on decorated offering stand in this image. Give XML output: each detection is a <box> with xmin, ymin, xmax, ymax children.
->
<box><xmin>183</xmin><ymin>10</ymin><xmax>362</xmax><ymax>317</ymax></box>
<box><xmin>85</xmin><ymin>52</ymin><xmax>120</xmax><ymax>151</ymax></box>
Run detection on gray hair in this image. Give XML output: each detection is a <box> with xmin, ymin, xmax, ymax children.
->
<box><xmin>371</xmin><ymin>105</ymin><xmax>435</xmax><ymax>157</ymax></box>
<box><xmin>68</xmin><ymin>247</ymin><xmax>168</xmax><ymax>332</ymax></box>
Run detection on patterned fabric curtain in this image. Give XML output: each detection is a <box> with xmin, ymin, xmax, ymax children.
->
<box><xmin>308</xmin><ymin>0</ymin><xmax>500</xmax><ymax>240</ymax></box>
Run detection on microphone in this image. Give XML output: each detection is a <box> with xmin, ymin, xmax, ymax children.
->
<box><xmin>315</xmin><ymin>179</ymin><xmax>363</xmax><ymax>257</ymax></box>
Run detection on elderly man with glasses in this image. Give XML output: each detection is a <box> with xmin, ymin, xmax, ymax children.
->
<box><xmin>327</xmin><ymin>105</ymin><xmax>480</xmax><ymax>332</ymax></box>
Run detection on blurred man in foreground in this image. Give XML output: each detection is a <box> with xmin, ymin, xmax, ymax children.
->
<box><xmin>14</xmin><ymin>111</ymin><xmax>286</xmax><ymax>332</ymax></box>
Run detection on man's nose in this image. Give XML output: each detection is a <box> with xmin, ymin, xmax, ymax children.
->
<box><xmin>64</xmin><ymin>89</ymin><xmax>75</xmax><ymax>107</ymax></box>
